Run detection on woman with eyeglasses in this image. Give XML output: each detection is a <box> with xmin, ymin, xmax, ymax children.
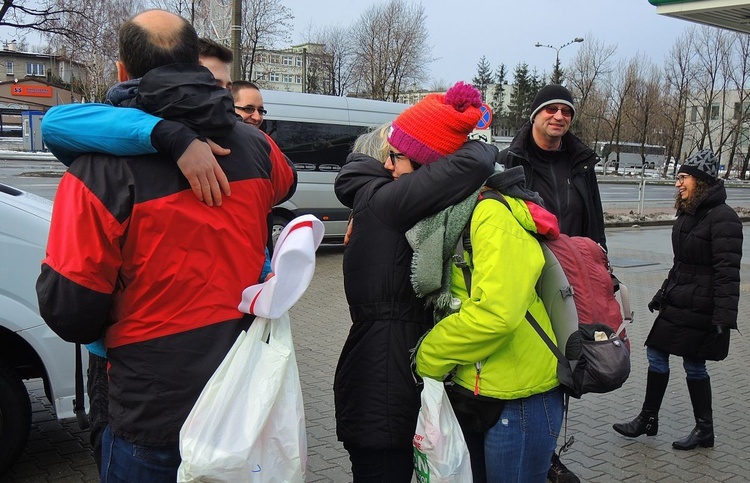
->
<box><xmin>613</xmin><ymin>149</ymin><xmax>742</xmax><ymax>451</ymax></box>
<box><xmin>333</xmin><ymin>82</ymin><xmax>496</xmax><ymax>482</ymax></box>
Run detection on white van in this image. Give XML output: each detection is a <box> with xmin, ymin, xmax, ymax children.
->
<box><xmin>260</xmin><ymin>90</ymin><xmax>408</xmax><ymax>245</ymax></box>
<box><xmin>0</xmin><ymin>183</ymin><xmax>82</xmax><ymax>474</ymax></box>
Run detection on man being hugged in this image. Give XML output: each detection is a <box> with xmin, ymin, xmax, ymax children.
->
<box><xmin>36</xmin><ymin>9</ymin><xmax>296</xmax><ymax>481</ymax></box>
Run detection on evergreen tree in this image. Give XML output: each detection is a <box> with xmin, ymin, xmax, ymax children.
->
<box><xmin>491</xmin><ymin>63</ymin><xmax>507</xmax><ymax>135</ymax></box>
<box><xmin>507</xmin><ymin>63</ymin><xmax>537</xmax><ymax>132</ymax></box>
<box><xmin>472</xmin><ymin>56</ymin><xmax>494</xmax><ymax>101</ymax></box>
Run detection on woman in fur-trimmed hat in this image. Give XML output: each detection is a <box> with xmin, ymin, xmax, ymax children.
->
<box><xmin>613</xmin><ymin>149</ymin><xmax>743</xmax><ymax>451</ymax></box>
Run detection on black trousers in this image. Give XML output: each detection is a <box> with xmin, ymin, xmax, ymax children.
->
<box><xmin>344</xmin><ymin>444</ymin><xmax>414</xmax><ymax>482</ymax></box>
<box><xmin>86</xmin><ymin>353</ymin><xmax>109</xmax><ymax>471</ymax></box>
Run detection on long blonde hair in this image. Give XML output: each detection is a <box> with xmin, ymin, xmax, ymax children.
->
<box><xmin>352</xmin><ymin>123</ymin><xmax>391</xmax><ymax>164</ymax></box>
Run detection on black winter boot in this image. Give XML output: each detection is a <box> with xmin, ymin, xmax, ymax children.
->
<box><xmin>673</xmin><ymin>377</ymin><xmax>714</xmax><ymax>450</ymax></box>
<box><xmin>613</xmin><ymin>371</ymin><xmax>669</xmax><ymax>437</ymax></box>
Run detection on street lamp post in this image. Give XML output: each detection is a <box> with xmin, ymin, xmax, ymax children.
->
<box><xmin>534</xmin><ymin>37</ymin><xmax>584</xmax><ymax>84</ymax></box>
<box><xmin>231</xmin><ymin>0</ymin><xmax>243</xmax><ymax>81</ymax></box>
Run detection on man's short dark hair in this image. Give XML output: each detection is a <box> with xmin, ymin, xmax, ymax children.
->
<box><xmin>119</xmin><ymin>10</ymin><xmax>199</xmax><ymax>79</ymax></box>
<box><xmin>199</xmin><ymin>38</ymin><xmax>233</xmax><ymax>63</ymax></box>
<box><xmin>231</xmin><ymin>80</ymin><xmax>260</xmax><ymax>99</ymax></box>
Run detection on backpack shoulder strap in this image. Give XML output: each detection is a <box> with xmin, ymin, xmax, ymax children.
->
<box><xmin>454</xmin><ymin>189</ymin><xmax>511</xmax><ymax>296</ymax></box>
<box><xmin>454</xmin><ymin>191</ymin><xmax>569</xmax><ymax>362</ymax></box>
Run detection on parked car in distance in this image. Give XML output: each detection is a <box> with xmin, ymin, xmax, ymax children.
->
<box><xmin>0</xmin><ymin>183</ymin><xmax>82</xmax><ymax>474</ymax></box>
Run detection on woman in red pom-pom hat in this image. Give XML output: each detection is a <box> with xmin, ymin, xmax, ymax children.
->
<box><xmin>333</xmin><ymin>81</ymin><xmax>496</xmax><ymax>481</ymax></box>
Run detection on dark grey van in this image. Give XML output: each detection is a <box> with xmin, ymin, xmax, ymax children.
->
<box><xmin>260</xmin><ymin>90</ymin><xmax>408</xmax><ymax>245</ymax></box>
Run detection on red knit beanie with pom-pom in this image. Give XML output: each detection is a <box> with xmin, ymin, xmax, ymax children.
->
<box><xmin>387</xmin><ymin>81</ymin><xmax>482</xmax><ymax>166</ymax></box>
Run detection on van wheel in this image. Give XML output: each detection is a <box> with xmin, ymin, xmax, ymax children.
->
<box><xmin>272</xmin><ymin>216</ymin><xmax>290</xmax><ymax>248</ymax></box>
<box><xmin>0</xmin><ymin>362</ymin><xmax>31</xmax><ymax>474</ymax></box>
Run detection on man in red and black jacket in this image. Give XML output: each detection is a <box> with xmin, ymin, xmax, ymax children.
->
<box><xmin>35</xmin><ymin>9</ymin><xmax>296</xmax><ymax>480</ymax></box>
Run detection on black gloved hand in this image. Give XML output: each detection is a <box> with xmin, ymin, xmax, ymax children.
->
<box><xmin>647</xmin><ymin>299</ymin><xmax>659</xmax><ymax>313</ymax></box>
<box><xmin>715</xmin><ymin>325</ymin><xmax>725</xmax><ymax>335</ymax></box>
<box><xmin>648</xmin><ymin>288</ymin><xmax>664</xmax><ymax>313</ymax></box>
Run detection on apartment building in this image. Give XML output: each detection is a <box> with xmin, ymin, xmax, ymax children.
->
<box><xmin>0</xmin><ymin>40</ymin><xmax>85</xmax><ymax>85</ymax></box>
<box><xmin>0</xmin><ymin>41</ymin><xmax>86</xmax><ymax>135</ymax></box>
<box><xmin>252</xmin><ymin>43</ymin><xmax>332</xmax><ymax>93</ymax></box>
<box><xmin>683</xmin><ymin>89</ymin><xmax>750</xmax><ymax>172</ymax></box>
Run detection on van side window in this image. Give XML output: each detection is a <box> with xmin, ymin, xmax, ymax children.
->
<box><xmin>263</xmin><ymin>120</ymin><xmax>367</xmax><ymax>172</ymax></box>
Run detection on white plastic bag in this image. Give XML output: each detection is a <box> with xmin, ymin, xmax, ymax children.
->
<box><xmin>178</xmin><ymin>313</ymin><xmax>307</xmax><ymax>482</ymax></box>
<box><xmin>413</xmin><ymin>378</ymin><xmax>472</xmax><ymax>483</ymax></box>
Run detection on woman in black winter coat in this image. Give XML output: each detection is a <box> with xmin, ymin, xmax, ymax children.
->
<box><xmin>333</xmin><ymin>82</ymin><xmax>496</xmax><ymax>481</ymax></box>
<box><xmin>613</xmin><ymin>149</ymin><xmax>743</xmax><ymax>450</ymax></box>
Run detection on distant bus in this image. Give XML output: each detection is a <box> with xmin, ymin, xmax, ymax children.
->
<box><xmin>595</xmin><ymin>141</ymin><xmax>666</xmax><ymax>170</ymax></box>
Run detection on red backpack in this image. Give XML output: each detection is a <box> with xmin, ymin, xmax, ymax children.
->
<box><xmin>455</xmin><ymin>190</ymin><xmax>633</xmax><ymax>399</ymax></box>
<box><xmin>539</xmin><ymin>234</ymin><xmax>632</xmax><ymax>352</ymax></box>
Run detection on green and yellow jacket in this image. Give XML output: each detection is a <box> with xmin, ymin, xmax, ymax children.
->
<box><xmin>416</xmin><ymin>194</ymin><xmax>560</xmax><ymax>400</ymax></box>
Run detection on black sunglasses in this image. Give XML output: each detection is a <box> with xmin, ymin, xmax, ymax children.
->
<box><xmin>234</xmin><ymin>105</ymin><xmax>268</xmax><ymax>116</ymax></box>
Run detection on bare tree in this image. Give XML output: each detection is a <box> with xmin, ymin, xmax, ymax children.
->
<box><xmin>0</xmin><ymin>0</ymin><xmax>87</xmax><ymax>37</ymax></box>
<box><xmin>566</xmin><ymin>34</ymin><xmax>616</xmax><ymax>141</ymax></box>
<box><xmin>47</xmin><ymin>0</ymin><xmax>143</xmax><ymax>102</ymax></box>
<box><xmin>583</xmin><ymin>86</ymin><xmax>611</xmax><ymax>152</ymax></box>
<box><xmin>303</xmin><ymin>24</ymin><xmax>356</xmax><ymax>96</ymax></box>
<box><xmin>684</xmin><ymin>26</ymin><xmax>731</xmax><ymax>154</ymax></box>
<box><xmin>604</xmin><ymin>57</ymin><xmax>638</xmax><ymax>173</ymax></box>
<box><xmin>428</xmin><ymin>79</ymin><xmax>448</xmax><ymax>92</ymax></box>
<box><xmin>662</xmin><ymin>28</ymin><xmax>694</xmax><ymax>176</ymax></box>
<box><xmin>151</xmin><ymin>0</ymin><xmax>233</xmax><ymax>43</ymax></box>
<box><xmin>349</xmin><ymin>0</ymin><xmax>430</xmax><ymax>101</ymax></box>
<box><xmin>627</xmin><ymin>55</ymin><xmax>663</xmax><ymax>168</ymax></box>
<box><xmin>239</xmin><ymin>0</ymin><xmax>293</xmax><ymax>81</ymax></box>
<box><xmin>719</xmin><ymin>32</ymin><xmax>750</xmax><ymax>179</ymax></box>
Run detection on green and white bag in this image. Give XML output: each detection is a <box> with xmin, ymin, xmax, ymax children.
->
<box><xmin>413</xmin><ymin>378</ymin><xmax>472</xmax><ymax>483</ymax></box>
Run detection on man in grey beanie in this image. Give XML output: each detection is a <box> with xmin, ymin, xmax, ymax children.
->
<box><xmin>498</xmin><ymin>84</ymin><xmax>605</xmax><ymax>483</ymax></box>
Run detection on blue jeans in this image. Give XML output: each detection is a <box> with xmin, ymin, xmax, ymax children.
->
<box><xmin>647</xmin><ymin>346</ymin><xmax>708</xmax><ymax>380</ymax></box>
<box><xmin>484</xmin><ymin>387</ymin><xmax>563</xmax><ymax>483</ymax></box>
<box><xmin>101</xmin><ymin>425</ymin><xmax>181</xmax><ymax>483</ymax></box>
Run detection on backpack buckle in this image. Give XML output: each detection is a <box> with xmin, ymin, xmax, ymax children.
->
<box><xmin>452</xmin><ymin>254</ymin><xmax>468</xmax><ymax>268</ymax></box>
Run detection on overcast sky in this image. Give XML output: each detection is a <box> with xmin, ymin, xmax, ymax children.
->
<box><xmin>283</xmin><ymin>0</ymin><xmax>693</xmax><ymax>87</ymax></box>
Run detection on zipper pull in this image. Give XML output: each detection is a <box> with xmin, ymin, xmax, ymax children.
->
<box><xmin>474</xmin><ymin>363</ymin><xmax>481</xmax><ymax>395</ymax></box>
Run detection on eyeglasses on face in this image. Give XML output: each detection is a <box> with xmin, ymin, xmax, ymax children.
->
<box><xmin>234</xmin><ymin>105</ymin><xmax>268</xmax><ymax>116</ymax></box>
<box><xmin>676</xmin><ymin>174</ymin><xmax>692</xmax><ymax>184</ymax></box>
<box><xmin>388</xmin><ymin>151</ymin><xmax>406</xmax><ymax>163</ymax></box>
<box><xmin>543</xmin><ymin>105</ymin><xmax>573</xmax><ymax>118</ymax></box>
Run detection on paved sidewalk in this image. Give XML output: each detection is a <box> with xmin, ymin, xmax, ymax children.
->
<box><xmin>3</xmin><ymin>225</ymin><xmax>750</xmax><ymax>482</ymax></box>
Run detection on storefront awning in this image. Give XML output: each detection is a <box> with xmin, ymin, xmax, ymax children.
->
<box><xmin>649</xmin><ymin>0</ymin><xmax>750</xmax><ymax>33</ymax></box>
